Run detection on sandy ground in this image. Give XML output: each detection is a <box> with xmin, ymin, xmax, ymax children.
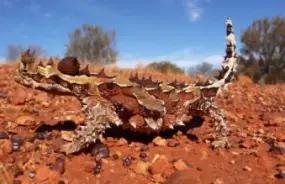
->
<box><xmin>0</xmin><ymin>64</ymin><xmax>284</xmax><ymax>184</ymax></box>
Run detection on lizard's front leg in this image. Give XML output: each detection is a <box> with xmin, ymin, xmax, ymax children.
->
<box><xmin>60</xmin><ymin>97</ymin><xmax>122</xmax><ymax>155</ymax></box>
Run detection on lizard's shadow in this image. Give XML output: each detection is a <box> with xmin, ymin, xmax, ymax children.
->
<box><xmin>104</xmin><ymin>115</ymin><xmax>204</xmax><ymax>144</ymax></box>
<box><xmin>35</xmin><ymin>116</ymin><xmax>204</xmax><ymax>144</ymax></box>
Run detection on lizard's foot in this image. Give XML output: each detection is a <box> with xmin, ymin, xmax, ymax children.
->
<box><xmin>60</xmin><ymin>142</ymin><xmax>82</xmax><ymax>155</ymax></box>
<box><xmin>211</xmin><ymin>137</ymin><xmax>231</xmax><ymax>149</ymax></box>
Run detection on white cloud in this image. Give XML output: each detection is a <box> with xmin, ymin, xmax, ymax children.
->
<box><xmin>0</xmin><ymin>57</ymin><xmax>6</xmax><ymax>63</ymax></box>
<box><xmin>117</xmin><ymin>48</ymin><xmax>223</xmax><ymax>69</ymax></box>
<box><xmin>183</xmin><ymin>0</ymin><xmax>211</xmax><ymax>22</ymax></box>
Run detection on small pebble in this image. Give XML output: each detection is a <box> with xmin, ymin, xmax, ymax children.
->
<box><xmin>167</xmin><ymin>141</ymin><xmax>180</xmax><ymax>147</ymax></box>
<box><xmin>14</xmin><ymin>168</ymin><xmax>24</xmax><ymax>177</ymax></box>
<box><xmin>13</xmin><ymin>180</ymin><xmax>22</xmax><ymax>184</ymax></box>
<box><xmin>243</xmin><ymin>166</ymin><xmax>252</xmax><ymax>171</ymax></box>
<box><xmin>275</xmin><ymin>172</ymin><xmax>285</xmax><ymax>179</ymax></box>
<box><xmin>52</xmin><ymin>156</ymin><xmax>65</xmax><ymax>174</ymax></box>
<box><xmin>28</xmin><ymin>171</ymin><xmax>36</xmax><ymax>178</ymax></box>
<box><xmin>46</xmin><ymin>133</ymin><xmax>53</xmax><ymax>140</ymax></box>
<box><xmin>93</xmin><ymin>160</ymin><xmax>102</xmax><ymax>175</ymax></box>
<box><xmin>91</xmin><ymin>143</ymin><xmax>110</xmax><ymax>159</ymax></box>
<box><xmin>113</xmin><ymin>154</ymin><xmax>119</xmax><ymax>160</ymax></box>
<box><xmin>123</xmin><ymin>156</ymin><xmax>132</xmax><ymax>167</ymax></box>
<box><xmin>11</xmin><ymin>137</ymin><xmax>23</xmax><ymax>152</ymax></box>
<box><xmin>140</xmin><ymin>145</ymin><xmax>149</xmax><ymax>152</ymax></box>
<box><xmin>34</xmin><ymin>132</ymin><xmax>45</xmax><ymax>140</ymax></box>
<box><xmin>139</xmin><ymin>152</ymin><xmax>148</xmax><ymax>159</ymax></box>
<box><xmin>0</xmin><ymin>131</ymin><xmax>9</xmax><ymax>139</ymax></box>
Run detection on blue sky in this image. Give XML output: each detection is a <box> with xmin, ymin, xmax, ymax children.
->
<box><xmin>0</xmin><ymin>0</ymin><xmax>284</xmax><ymax>68</ymax></box>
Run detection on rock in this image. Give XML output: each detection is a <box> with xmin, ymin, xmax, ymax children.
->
<box><xmin>243</xmin><ymin>166</ymin><xmax>252</xmax><ymax>171</ymax></box>
<box><xmin>91</xmin><ymin>143</ymin><xmax>110</xmax><ymax>159</ymax></box>
<box><xmin>117</xmin><ymin>138</ymin><xmax>128</xmax><ymax>146</ymax></box>
<box><xmin>153</xmin><ymin>136</ymin><xmax>167</xmax><ymax>146</ymax></box>
<box><xmin>28</xmin><ymin>171</ymin><xmax>36</xmax><ymax>178</ymax></box>
<box><xmin>165</xmin><ymin>169</ymin><xmax>202</xmax><ymax>184</ymax></box>
<box><xmin>139</xmin><ymin>152</ymin><xmax>148</xmax><ymax>159</ymax></box>
<box><xmin>149</xmin><ymin>155</ymin><xmax>172</xmax><ymax>177</ymax></box>
<box><xmin>61</xmin><ymin>131</ymin><xmax>75</xmax><ymax>142</ymax></box>
<box><xmin>269</xmin><ymin>142</ymin><xmax>285</xmax><ymax>155</ymax></box>
<box><xmin>152</xmin><ymin>174</ymin><xmax>165</xmax><ymax>183</ymax></box>
<box><xmin>257</xmin><ymin>128</ymin><xmax>264</xmax><ymax>133</ymax></box>
<box><xmin>93</xmin><ymin>160</ymin><xmax>102</xmax><ymax>175</ymax></box>
<box><xmin>240</xmin><ymin>141</ymin><xmax>251</xmax><ymax>149</ymax></box>
<box><xmin>167</xmin><ymin>140</ymin><xmax>180</xmax><ymax>147</ymax></box>
<box><xmin>11</xmin><ymin>137</ymin><xmax>24</xmax><ymax>152</ymax></box>
<box><xmin>140</xmin><ymin>145</ymin><xmax>149</xmax><ymax>152</ymax></box>
<box><xmin>213</xmin><ymin>178</ymin><xmax>224</xmax><ymax>184</ymax></box>
<box><xmin>0</xmin><ymin>131</ymin><xmax>9</xmax><ymax>139</ymax></box>
<box><xmin>52</xmin><ymin>156</ymin><xmax>65</xmax><ymax>175</ymax></box>
<box><xmin>41</xmin><ymin>101</ymin><xmax>50</xmax><ymax>107</ymax></box>
<box><xmin>277</xmin><ymin>135</ymin><xmax>285</xmax><ymax>142</ymax></box>
<box><xmin>224</xmin><ymin>111</ymin><xmax>238</xmax><ymax>122</ymax></box>
<box><xmin>23</xmin><ymin>142</ymin><xmax>37</xmax><ymax>152</ymax></box>
<box><xmin>8</xmin><ymin>89</ymin><xmax>27</xmax><ymax>105</ymax></box>
<box><xmin>201</xmin><ymin>151</ymin><xmax>208</xmax><ymax>160</ymax></box>
<box><xmin>84</xmin><ymin>161</ymin><xmax>96</xmax><ymax>173</ymax></box>
<box><xmin>2</xmin><ymin>140</ymin><xmax>12</xmax><ymax>153</ymax></box>
<box><xmin>35</xmin><ymin>166</ymin><xmax>60</xmax><ymax>183</ymax></box>
<box><xmin>229</xmin><ymin>160</ymin><xmax>235</xmax><ymax>164</ymax></box>
<box><xmin>122</xmin><ymin>155</ymin><xmax>132</xmax><ymax>167</ymax></box>
<box><xmin>173</xmin><ymin>159</ymin><xmax>189</xmax><ymax>171</ymax></box>
<box><xmin>35</xmin><ymin>93</ymin><xmax>50</xmax><ymax>103</ymax></box>
<box><xmin>15</xmin><ymin>116</ymin><xmax>36</xmax><ymax>127</ymax></box>
<box><xmin>134</xmin><ymin>161</ymin><xmax>149</xmax><ymax>175</ymax></box>
<box><xmin>273</xmin><ymin>116</ymin><xmax>285</xmax><ymax>125</ymax></box>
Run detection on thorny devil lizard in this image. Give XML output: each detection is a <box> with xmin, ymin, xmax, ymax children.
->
<box><xmin>14</xmin><ymin>18</ymin><xmax>238</xmax><ymax>155</ymax></box>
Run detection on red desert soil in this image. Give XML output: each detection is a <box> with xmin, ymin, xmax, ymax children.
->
<box><xmin>0</xmin><ymin>64</ymin><xmax>285</xmax><ymax>184</ymax></box>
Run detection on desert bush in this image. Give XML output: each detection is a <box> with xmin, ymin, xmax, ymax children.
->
<box><xmin>65</xmin><ymin>24</ymin><xmax>117</xmax><ymax>65</ymax></box>
<box><xmin>239</xmin><ymin>16</ymin><xmax>285</xmax><ymax>84</ymax></box>
<box><xmin>145</xmin><ymin>61</ymin><xmax>184</xmax><ymax>75</ymax></box>
<box><xmin>187</xmin><ymin>61</ymin><xmax>214</xmax><ymax>77</ymax></box>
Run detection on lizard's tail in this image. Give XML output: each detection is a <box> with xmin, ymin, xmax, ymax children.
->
<box><xmin>198</xmin><ymin>18</ymin><xmax>238</xmax><ymax>97</ymax></box>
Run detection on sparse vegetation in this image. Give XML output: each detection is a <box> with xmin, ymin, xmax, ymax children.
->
<box><xmin>145</xmin><ymin>60</ymin><xmax>185</xmax><ymax>75</ymax></box>
<box><xmin>237</xmin><ymin>16</ymin><xmax>285</xmax><ymax>84</ymax></box>
<box><xmin>187</xmin><ymin>61</ymin><xmax>215</xmax><ymax>77</ymax></box>
<box><xmin>65</xmin><ymin>24</ymin><xmax>117</xmax><ymax>65</ymax></box>
<box><xmin>5</xmin><ymin>44</ymin><xmax>45</xmax><ymax>61</ymax></box>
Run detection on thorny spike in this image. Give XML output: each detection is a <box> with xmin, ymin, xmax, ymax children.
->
<box><xmin>114</xmin><ymin>121</ymin><xmax>123</xmax><ymax>126</ymax></box>
<box><xmin>79</xmin><ymin>65</ymin><xmax>90</xmax><ymax>76</ymax></box>
<box><xmin>26</xmin><ymin>48</ymin><xmax>31</xmax><ymax>55</ymax></box>
<box><xmin>38</xmin><ymin>60</ymin><xmax>44</xmax><ymax>67</ymax></box>
<box><xmin>130</xmin><ymin>122</ymin><xmax>137</xmax><ymax>128</ymax></box>
<box><xmin>176</xmin><ymin>121</ymin><xmax>185</xmax><ymax>126</ymax></box>
<box><xmin>47</xmin><ymin>57</ymin><xmax>53</xmax><ymax>66</ymax></box>
<box><xmin>168</xmin><ymin>125</ymin><xmax>174</xmax><ymax>129</ymax></box>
